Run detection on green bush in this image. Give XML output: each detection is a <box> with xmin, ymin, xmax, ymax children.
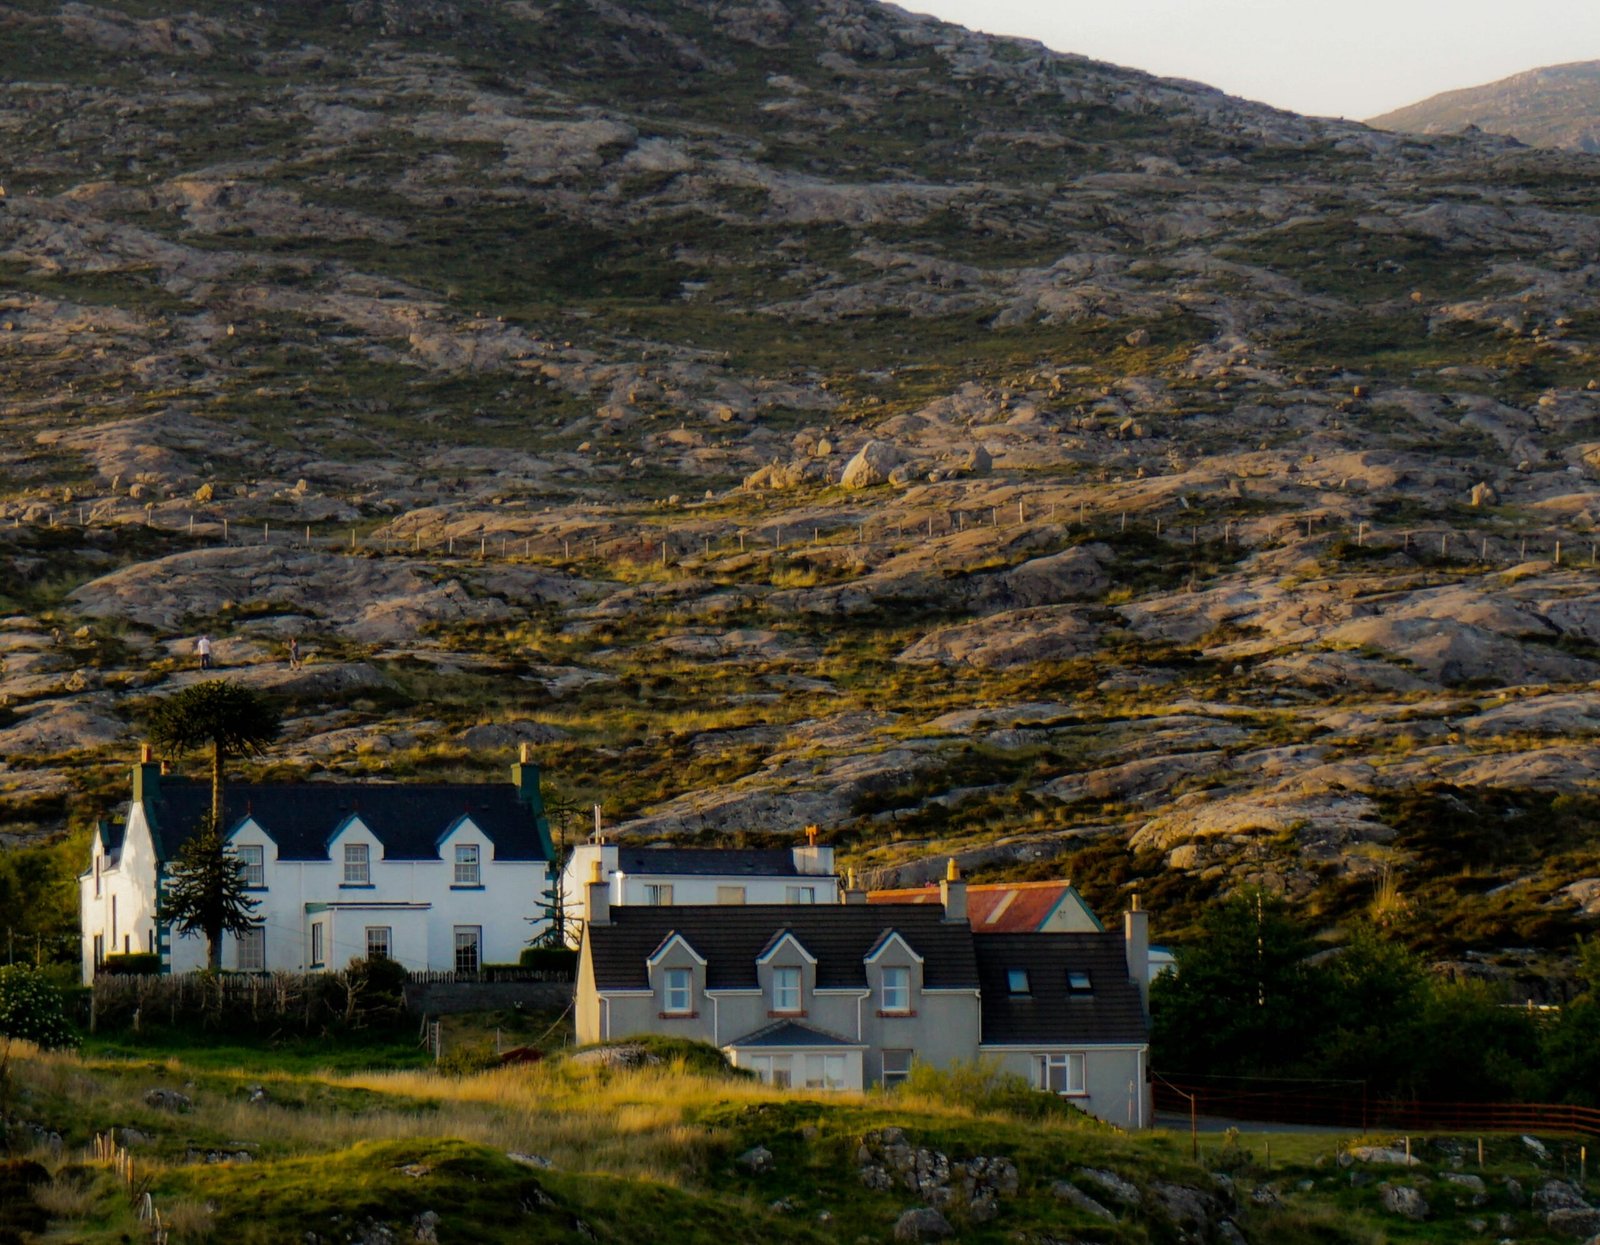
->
<box><xmin>101</xmin><ymin>952</ymin><xmax>161</xmax><ymax>975</ymax></box>
<box><xmin>518</xmin><ymin>946</ymin><xmax>578</xmax><ymax>975</ymax></box>
<box><xmin>0</xmin><ymin>964</ymin><xmax>78</xmax><ymax>1049</ymax></box>
<box><xmin>897</xmin><ymin>1057</ymin><xmax>1081</xmax><ymax>1120</ymax></box>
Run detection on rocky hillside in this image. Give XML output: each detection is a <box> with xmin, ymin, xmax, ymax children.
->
<box><xmin>6</xmin><ymin>0</ymin><xmax>1600</xmax><ymax>973</ymax></box>
<box><xmin>1370</xmin><ymin>60</ymin><xmax>1600</xmax><ymax>152</ymax></box>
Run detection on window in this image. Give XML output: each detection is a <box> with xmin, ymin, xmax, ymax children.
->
<box><xmin>1068</xmin><ymin>970</ymin><xmax>1093</xmax><ymax>994</ymax></box>
<box><xmin>147</xmin><ymin>929</ymin><xmax>155</xmax><ymax>954</ymax></box>
<box><xmin>92</xmin><ymin>933</ymin><xmax>104</xmax><ymax>969</ymax></box>
<box><xmin>94</xmin><ymin>856</ymin><xmax>101</xmax><ymax>898</ymax></box>
<box><xmin>785</xmin><ymin>885</ymin><xmax>816</xmax><ymax>904</ymax></box>
<box><xmin>343</xmin><ymin>843</ymin><xmax>370</xmax><ymax>885</ymax></box>
<box><xmin>1007</xmin><ymin>968</ymin><xmax>1031</xmax><ymax>995</ymax></box>
<box><xmin>773</xmin><ymin>966</ymin><xmax>802</xmax><ymax>1013</ymax></box>
<box><xmin>804</xmin><ymin>1054</ymin><xmax>847</xmax><ymax>1090</ymax></box>
<box><xmin>453</xmin><ymin>844</ymin><xmax>481</xmax><ymax>886</ymax></box>
<box><xmin>237</xmin><ymin>926</ymin><xmax>265</xmax><ymax>972</ymax></box>
<box><xmin>111</xmin><ymin>895</ymin><xmax>118</xmax><ymax>945</ymax></box>
<box><xmin>454</xmin><ymin>926</ymin><xmax>482</xmax><ymax>974</ymax></box>
<box><xmin>664</xmin><ymin>967</ymin><xmax>692</xmax><ymax>1013</ymax></box>
<box><xmin>1036</xmin><ymin>1052</ymin><xmax>1086</xmax><ymax>1096</ymax></box>
<box><xmin>644</xmin><ymin>883</ymin><xmax>674</xmax><ymax>905</ymax></box>
<box><xmin>716</xmin><ymin>885</ymin><xmax>746</xmax><ymax>905</ymax></box>
<box><xmin>881</xmin><ymin>966</ymin><xmax>911</xmax><ymax>1013</ymax></box>
<box><xmin>747</xmin><ymin>1054</ymin><xmax>792</xmax><ymax>1087</ymax></box>
<box><xmin>366</xmin><ymin>926</ymin><xmax>392</xmax><ymax>960</ymax></box>
<box><xmin>238</xmin><ymin>844</ymin><xmax>265</xmax><ymax>888</ymax></box>
<box><xmin>882</xmin><ymin>1049</ymin><xmax>913</xmax><ymax>1087</ymax></box>
<box><xmin>311</xmin><ymin>921</ymin><xmax>325</xmax><ymax>967</ymax></box>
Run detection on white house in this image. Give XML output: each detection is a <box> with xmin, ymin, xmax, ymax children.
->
<box><xmin>558</xmin><ymin>834</ymin><xmax>841</xmax><ymax>947</ymax></box>
<box><xmin>81</xmin><ymin>746</ymin><xmax>555</xmax><ymax>982</ymax></box>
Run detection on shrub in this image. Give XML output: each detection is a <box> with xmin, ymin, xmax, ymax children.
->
<box><xmin>897</xmin><ymin>1057</ymin><xmax>1080</xmax><ymax>1120</ymax></box>
<box><xmin>101</xmin><ymin>952</ymin><xmax>161</xmax><ymax>976</ymax></box>
<box><xmin>518</xmin><ymin>946</ymin><xmax>578</xmax><ymax>976</ymax></box>
<box><xmin>0</xmin><ymin>965</ymin><xmax>78</xmax><ymax>1049</ymax></box>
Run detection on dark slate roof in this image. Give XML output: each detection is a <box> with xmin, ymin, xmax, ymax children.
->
<box><xmin>589</xmin><ymin>904</ymin><xmax>978</xmax><ymax>992</ymax></box>
<box><xmin>140</xmin><ymin>779</ymin><xmax>552</xmax><ymax>863</ymax></box>
<box><xmin>975</xmin><ymin>934</ymin><xmax>1147</xmax><ymax>1047</ymax></box>
<box><xmin>731</xmin><ymin>1020</ymin><xmax>859</xmax><ymax>1048</ymax></box>
<box><xmin>616</xmin><ymin>847</ymin><xmax>807</xmax><ymax>877</ymax></box>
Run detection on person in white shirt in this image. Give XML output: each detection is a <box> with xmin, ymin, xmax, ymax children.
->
<box><xmin>196</xmin><ymin>635</ymin><xmax>213</xmax><ymax>670</ymax></box>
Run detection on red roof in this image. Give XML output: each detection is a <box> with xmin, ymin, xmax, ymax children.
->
<box><xmin>866</xmin><ymin>881</ymin><xmax>1099</xmax><ymax>934</ymax></box>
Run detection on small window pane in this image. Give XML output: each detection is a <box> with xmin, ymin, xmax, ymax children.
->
<box><xmin>454</xmin><ymin>844</ymin><xmax>481</xmax><ymax>885</ymax></box>
<box><xmin>237</xmin><ymin>926</ymin><xmax>265</xmax><ymax>972</ymax></box>
<box><xmin>311</xmin><ymin>922</ymin><xmax>325</xmax><ymax>966</ymax></box>
<box><xmin>665</xmin><ymin>968</ymin><xmax>692</xmax><ymax>1013</ymax></box>
<box><xmin>716</xmin><ymin>885</ymin><xmax>746</xmax><ymax>905</ymax></box>
<box><xmin>1068</xmin><ymin>970</ymin><xmax>1093</xmax><ymax>993</ymax></box>
<box><xmin>882</xmin><ymin>1050</ymin><xmax>913</xmax><ymax>1087</ymax></box>
<box><xmin>769</xmin><ymin>1055</ymin><xmax>792</xmax><ymax>1088</ymax></box>
<box><xmin>344</xmin><ymin>843</ymin><xmax>370</xmax><ymax>885</ymax></box>
<box><xmin>882</xmin><ymin>966</ymin><xmax>910</xmax><ymax>1012</ymax></box>
<box><xmin>645</xmin><ymin>883</ymin><xmax>674</xmax><ymax>905</ymax></box>
<box><xmin>238</xmin><ymin>844</ymin><xmax>264</xmax><ymax>888</ymax></box>
<box><xmin>773</xmin><ymin>966</ymin><xmax>801</xmax><ymax>1012</ymax></box>
<box><xmin>785</xmin><ymin>885</ymin><xmax>816</xmax><ymax>904</ymax></box>
<box><xmin>1007</xmin><ymin>969</ymin><xmax>1030</xmax><ymax>995</ymax></box>
<box><xmin>454</xmin><ymin>926</ymin><xmax>481</xmax><ymax>973</ymax></box>
<box><xmin>366</xmin><ymin>926</ymin><xmax>391</xmax><ymax>960</ymax></box>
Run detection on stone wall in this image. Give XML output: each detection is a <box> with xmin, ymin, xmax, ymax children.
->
<box><xmin>404</xmin><ymin>980</ymin><xmax>573</xmax><ymax>1016</ymax></box>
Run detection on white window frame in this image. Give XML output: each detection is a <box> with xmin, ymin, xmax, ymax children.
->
<box><xmin>664</xmin><ymin>967</ymin><xmax>692</xmax><ymax>1014</ymax></box>
<box><xmin>748</xmin><ymin>1054</ymin><xmax>793</xmax><ymax>1087</ymax></box>
<box><xmin>772</xmin><ymin>966</ymin><xmax>802</xmax><ymax>1013</ymax></box>
<box><xmin>237</xmin><ymin>925</ymin><xmax>265</xmax><ymax>973</ymax></box>
<box><xmin>715</xmin><ymin>885</ymin><xmax>746</xmax><ymax>905</ymax></box>
<box><xmin>311</xmin><ymin>921</ymin><xmax>325</xmax><ymax>967</ymax></box>
<box><xmin>804</xmin><ymin>1053</ymin><xmax>847</xmax><ymax>1090</ymax></box>
<box><xmin>454</xmin><ymin>925</ymin><xmax>482</xmax><ymax>974</ymax></box>
<box><xmin>881</xmin><ymin>966</ymin><xmax>911</xmax><ymax>1013</ymax></box>
<box><xmin>1036</xmin><ymin>1052</ymin><xmax>1086</xmax><ymax>1096</ymax></box>
<box><xmin>785</xmin><ymin>885</ymin><xmax>816</xmax><ymax>904</ymax></box>
<box><xmin>237</xmin><ymin>844</ymin><xmax>265</xmax><ymax>889</ymax></box>
<box><xmin>644</xmin><ymin>883</ymin><xmax>674</xmax><ymax>905</ymax></box>
<box><xmin>343</xmin><ymin>842</ymin><xmax>370</xmax><ymax>885</ymax></box>
<box><xmin>365</xmin><ymin>926</ymin><xmax>392</xmax><ymax>960</ymax></box>
<box><xmin>453</xmin><ymin>843</ymin><xmax>481</xmax><ymax>886</ymax></box>
<box><xmin>882</xmin><ymin>1049</ymin><xmax>913</xmax><ymax>1087</ymax></box>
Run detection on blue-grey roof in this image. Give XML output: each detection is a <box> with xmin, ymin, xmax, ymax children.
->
<box><xmin>617</xmin><ymin>847</ymin><xmax>806</xmax><ymax>877</ymax></box>
<box><xmin>729</xmin><ymin>1020</ymin><xmax>859</xmax><ymax>1048</ymax></box>
<box><xmin>140</xmin><ymin>779</ymin><xmax>553</xmax><ymax>863</ymax></box>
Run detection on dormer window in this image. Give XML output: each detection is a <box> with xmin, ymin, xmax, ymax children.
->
<box><xmin>773</xmin><ymin>966</ymin><xmax>802</xmax><ymax>1013</ymax></box>
<box><xmin>1068</xmin><ymin>970</ymin><xmax>1093</xmax><ymax>995</ymax></box>
<box><xmin>645</xmin><ymin>883</ymin><xmax>674</xmax><ymax>905</ymax></box>
<box><xmin>344</xmin><ymin>843</ymin><xmax>370</xmax><ymax>885</ymax></box>
<box><xmin>238</xmin><ymin>844</ymin><xmax>265</xmax><ymax>889</ymax></box>
<box><xmin>785</xmin><ymin>885</ymin><xmax>816</xmax><ymax>904</ymax></box>
<box><xmin>664</xmin><ymin>967</ymin><xmax>692</xmax><ymax>1014</ymax></box>
<box><xmin>454</xmin><ymin>844</ymin><xmax>481</xmax><ymax>886</ymax></box>
<box><xmin>882</xmin><ymin>966</ymin><xmax>911</xmax><ymax>1014</ymax></box>
<box><xmin>1007</xmin><ymin>969</ymin><xmax>1031</xmax><ymax>996</ymax></box>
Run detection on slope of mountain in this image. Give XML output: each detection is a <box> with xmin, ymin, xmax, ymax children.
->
<box><xmin>1369</xmin><ymin>60</ymin><xmax>1600</xmax><ymax>152</ymax></box>
<box><xmin>5</xmin><ymin>0</ymin><xmax>1600</xmax><ymax>977</ymax></box>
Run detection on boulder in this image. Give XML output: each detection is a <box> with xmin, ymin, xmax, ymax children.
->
<box><xmin>735</xmin><ymin>1145</ymin><xmax>775</xmax><ymax>1175</ymax></box>
<box><xmin>1378</xmin><ymin>1183</ymin><xmax>1429</xmax><ymax>1221</ymax></box>
<box><xmin>965</xmin><ymin>443</ymin><xmax>992</xmax><ymax>474</ymax></box>
<box><xmin>841</xmin><ymin>440</ymin><xmax>904</xmax><ymax>489</ymax></box>
<box><xmin>892</xmin><ymin>1207</ymin><xmax>954</xmax><ymax>1241</ymax></box>
<box><xmin>1534</xmin><ymin>1181</ymin><xmax>1590</xmax><ymax>1214</ymax></box>
<box><xmin>144</xmin><ymin>1088</ymin><xmax>192</xmax><ymax>1112</ymax></box>
<box><xmin>1051</xmin><ymin>1181</ymin><xmax>1116</xmax><ymax>1220</ymax></box>
<box><xmin>1076</xmin><ymin>1167</ymin><xmax>1141</xmax><ymax>1207</ymax></box>
<box><xmin>1469</xmin><ymin>480</ymin><xmax>1498</xmax><ymax>507</ymax></box>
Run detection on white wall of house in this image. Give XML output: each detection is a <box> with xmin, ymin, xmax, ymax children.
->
<box><xmin>82</xmin><ymin>802</ymin><xmax>549</xmax><ymax>981</ymax></box>
<box><xmin>559</xmin><ymin>843</ymin><xmax>841</xmax><ymax>946</ymax></box>
<box><xmin>980</xmin><ymin>1044</ymin><xmax>1150</xmax><ymax>1130</ymax></box>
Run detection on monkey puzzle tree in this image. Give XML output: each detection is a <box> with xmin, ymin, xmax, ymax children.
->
<box><xmin>146</xmin><ymin>681</ymin><xmax>282</xmax><ymax>971</ymax></box>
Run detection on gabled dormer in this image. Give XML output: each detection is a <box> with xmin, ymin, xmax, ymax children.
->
<box><xmin>326</xmin><ymin>813</ymin><xmax>380</xmax><ymax>888</ymax></box>
<box><xmin>437</xmin><ymin>814</ymin><xmax>488</xmax><ymax>889</ymax></box>
<box><xmin>222</xmin><ymin>813</ymin><xmax>273</xmax><ymax>892</ymax></box>
<box><xmin>864</xmin><ymin>929</ymin><xmax>925</xmax><ymax>1017</ymax></box>
<box><xmin>756</xmin><ymin>930</ymin><xmax>817</xmax><ymax>1018</ymax></box>
<box><xmin>647</xmin><ymin>932</ymin><xmax>706</xmax><ymax>1018</ymax></box>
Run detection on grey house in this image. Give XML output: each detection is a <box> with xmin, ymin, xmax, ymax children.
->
<box><xmin>577</xmin><ymin>866</ymin><xmax>1153</xmax><ymax>1127</ymax></box>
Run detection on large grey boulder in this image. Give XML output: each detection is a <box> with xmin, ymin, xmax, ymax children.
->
<box><xmin>1378</xmin><ymin>1183</ymin><xmax>1429</xmax><ymax>1221</ymax></box>
<box><xmin>892</xmin><ymin>1207</ymin><xmax>954</xmax><ymax>1241</ymax></box>
<box><xmin>841</xmin><ymin>440</ymin><xmax>904</xmax><ymax>489</ymax></box>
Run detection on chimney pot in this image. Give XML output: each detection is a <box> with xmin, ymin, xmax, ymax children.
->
<box><xmin>945</xmin><ymin>858</ymin><xmax>961</xmax><ymax>882</ymax></box>
<box><xmin>140</xmin><ymin>743</ymin><xmax>152</xmax><ymax>764</ymax></box>
<box><xmin>519</xmin><ymin>741</ymin><xmax>532</xmax><ymax>764</ymax></box>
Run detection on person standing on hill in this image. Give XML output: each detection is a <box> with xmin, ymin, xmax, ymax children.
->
<box><xmin>287</xmin><ymin>636</ymin><xmax>301</xmax><ymax>670</ymax></box>
<box><xmin>196</xmin><ymin>634</ymin><xmax>213</xmax><ymax>670</ymax></box>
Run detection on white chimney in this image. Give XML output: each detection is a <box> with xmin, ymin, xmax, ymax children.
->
<box><xmin>939</xmin><ymin>859</ymin><xmax>967</xmax><ymax>923</ymax></box>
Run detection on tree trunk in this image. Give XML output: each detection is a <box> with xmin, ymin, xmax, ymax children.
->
<box><xmin>211</xmin><ymin>739</ymin><xmax>224</xmax><ymax>829</ymax></box>
<box><xmin>207</xmin><ymin>925</ymin><xmax>223</xmax><ymax>972</ymax></box>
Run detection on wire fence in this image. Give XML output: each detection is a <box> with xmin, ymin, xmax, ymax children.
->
<box><xmin>10</xmin><ymin>496</ymin><xmax>1600</xmax><ymax>574</ymax></box>
<box><xmin>1153</xmin><ymin>1073</ymin><xmax>1600</xmax><ymax>1136</ymax></box>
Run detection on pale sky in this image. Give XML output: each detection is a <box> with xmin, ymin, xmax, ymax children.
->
<box><xmin>899</xmin><ymin>1</ymin><xmax>1600</xmax><ymax>120</ymax></box>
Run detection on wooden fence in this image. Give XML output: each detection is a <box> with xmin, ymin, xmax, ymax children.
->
<box><xmin>1153</xmin><ymin>1074</ymin><xmax>1600</xmax><ymax>1137</ymax></box>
